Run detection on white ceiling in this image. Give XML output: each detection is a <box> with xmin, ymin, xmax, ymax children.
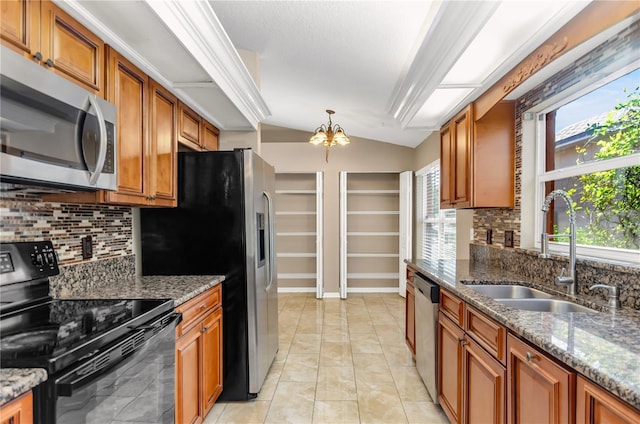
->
<box><xmin>60</xmin><ymin>0</ymin><xmax>592</xmax><ymax>148</ymax></box>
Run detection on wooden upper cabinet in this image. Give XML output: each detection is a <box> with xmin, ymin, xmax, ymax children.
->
<box><xmin>202</xmin><ymin>121</ymin><xmax>220</xmax><ymax>151</ymax></box>
<box><xmin>103</xmin><ymin>47</ymin><xmax>149</xmax><ymax>205</ymax></box>
<box><xmin>1</xmin><ymin>1</ymin><xmax>104</xmax><ymax>96</ymax></box>
<box><xmin>40</xmin><ymin>0</ymin><xmax>104</xmax><ymax>96</ymax></box>
<box><xmin>576</xmin><ymin>376</ymin><xmax>640</xmax><ymax>424</ymax></box>
<box><xmin>452</xmin><ymin>106</ymin><xmax>472</xmax><ymax>208</ymax></box>
<box><xmin>149</xmin><ymin>80</ymin><xmax>178</xmax><ymax>207</ymax></box>
<box><xmin>507</xmin><ymin>334</ymin><xmax>574</xmax><ymax>424</ymax></box>
<box><xmin>178</xmin><ymin>101</ymin><xmax>203</xmax><ymax>150</ymax></box>
<box><xmin>1</xmin><ymin>0</ymin><xmax>39</xmax><ymax>57</ymax></box>
<box><xmin>440</xmin><ymin>101</ymin><xmax>514</xmax><ymax>209</ymax></box>
<box><xmin>440</xmin><ymin>124</ymin><xmax>453</xmax><ymax>207</ymax></box>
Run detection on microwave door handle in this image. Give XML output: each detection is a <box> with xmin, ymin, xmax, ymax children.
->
<box><xmin>86</xmin><ymin>96</ymin><xmax>108</xmax><ymax>186</ymax></box>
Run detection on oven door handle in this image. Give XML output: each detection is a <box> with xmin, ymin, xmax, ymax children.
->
<box><xmin>55</xmin><ymin>312</ymin><xmax>180</xmax><ymax>397</ymax></box>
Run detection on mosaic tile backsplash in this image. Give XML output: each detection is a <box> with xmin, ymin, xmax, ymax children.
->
<box><xmin>0</xmin><ymin>185</ymin><xmax>133</xmax><ymax>265</ymax></box>
<box><xmin>470</xmin><ymin>243</ymin><xmax>640</xmax><ymax>309</ymax></box>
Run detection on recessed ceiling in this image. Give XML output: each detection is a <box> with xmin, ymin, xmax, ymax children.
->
<box><xmin>210</xmin><ymin>0</ymin><xmax>590</xmax><ymax>147</ymax></box>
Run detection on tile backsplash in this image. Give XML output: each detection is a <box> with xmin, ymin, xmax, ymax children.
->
<box><xmin>0</xmin><ymin>185</ymin><xmax>133</xmax><ymax>265</ymax></box>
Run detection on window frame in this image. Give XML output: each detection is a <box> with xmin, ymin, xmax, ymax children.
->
<box><xmin>416</xmin><ymin>160</ymin><xmax>457</xmax><ymax>260</ymax></box>
<box><xmin>534</xmin><ymin>65</ymin><xmax>640</xmax><ymax>264</ymax></box>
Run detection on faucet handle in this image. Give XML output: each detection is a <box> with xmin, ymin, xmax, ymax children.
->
<box><xmin>589</xmin><ymin>284</ymin><xmax>620</xmax><ymax>308</ymax></box>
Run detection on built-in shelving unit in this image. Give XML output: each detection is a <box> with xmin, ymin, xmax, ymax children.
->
<box><xmin>275</xmin><ymin>172</ymin><xmax>323</xmax><ymax>298</ymax></box>
<box><xmin>339</xmin><ymin>172</ymin><xmax>412</xmax><ymax>298</ymax></box>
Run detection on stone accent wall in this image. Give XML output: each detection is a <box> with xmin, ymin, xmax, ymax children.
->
<box><xmin>470</xmin><ymin>244</ymin><xmax>640</xmax><ymax>309</ymax></box>
<box><xmin>0</xmin><ymin>184</ymin><xmax>133</xmax><ymax>265</ymax></box>
<box><xmin>473</xmin><ymin>20</ymin><xmax>640</xmax><ymax>248</ymax></box>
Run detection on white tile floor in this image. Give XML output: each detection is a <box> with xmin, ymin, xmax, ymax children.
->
<box><xmin>204</xmin><ymin>293</ymin><xmax>449</xmax><ymax>424</ymax></box>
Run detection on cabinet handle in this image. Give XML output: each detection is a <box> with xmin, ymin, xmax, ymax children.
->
<box><xmin>201</xmin><ymin>304</ymin><xmax>206</xmax><ymax>310</ymax></box>
<box><xmin>34</xmin><ymin>51</ymin><xmax>43</xmax><ymax>61</ymax></box>
<box><xmin>458</xmin><ymin>337</ymin><xmax>466</xmax><ymax>346</ymax></box>
<box><xmin>201</xmin><ymin>326</ymin><xmax>209</xmax><ymax>333</ymax></box>
<box><xmin>45</xmin><ymin>58</ymin><xmax>54</xmax><ymax>67</ymax></box>
<box><xmin>525</xmin><ymin>352</ymin><xmax>538</xmax><ymax>362</ymax></box>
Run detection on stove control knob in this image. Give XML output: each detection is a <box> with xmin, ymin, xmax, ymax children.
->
<box><xmin>45</xmin><ymin>252</ymin><xmax>55</xmax><ymax>265</ymax></box>
<box><xmin>35</xmin><ymin>253</ymin><xmax>44</xmax><ymax>266</ymax></box>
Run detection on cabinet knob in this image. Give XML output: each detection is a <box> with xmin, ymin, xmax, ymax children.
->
<box><xmin>45</xmin><ymin>58</ymin><xmax>54</xmax><ymax>67</ymax></box>
<box><xmin>525</xmin><ymin>352</ymin><xmax>537</xmax><ymax>362</ymax></box>
<box><xmin>33</xmin><ymin>51</ymin><xmax>43</xmax><ymax>61</ymax></box>
<box><xmin>201</xmin><ymin>304</ymin><xmax>206</xmax><ymax>310</ymax></box>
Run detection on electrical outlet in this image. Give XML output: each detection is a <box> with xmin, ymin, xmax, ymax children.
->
<box><xmin>82</xmin><ymin>235</ymin><xmax>93</xmax><ymax>259</ymax></box>
<box><xmin>486</xmin><ymin>229</ymin><xmax>493</xmax><ymax>244</ymax></box>
<box><xmin>504</xmin><ymin>230</ymin><xmax>514</xmax><ymax>248</ymax></box>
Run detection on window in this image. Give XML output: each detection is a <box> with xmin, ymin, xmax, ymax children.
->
<box><xmin>536</xmin><ymin>67</ymin><xmax>640</xmax><ymax>263</ymax></box>
<box><xmin>417</xmin><ymin>160</ymin><xmax>456</xmax><ymax>260</ymax></box>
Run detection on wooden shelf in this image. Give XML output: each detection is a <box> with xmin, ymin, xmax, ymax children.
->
<box><xmin>276</xmin><ymin>190</ymin><xmax>316</xmax><ymax>194</ymax></box>
<box><xmin>347</xmin><ymin>253</ymin><xmax>399</xmax><ymax>258</ymax></box>
<box><xmin>347</xmin><ymin>232</ymin><xmax>400</xmax><ymax>236</ymax></box>
<box><xmin>347</xmin><ymin>211</ymin><xmax>399</xmax><ymax>215</ymax></box>
<box><xmin>276</xmin><ymin>211</ymin><xmax>316</xmax><ymax>216</ymax></box>
<box><xmin>277</xmin><ymin>232</ymin><xmax>316</xmax><ymax>237</ymax></box>
<box><xmin>347</xmin><ymin>190</ymin><xmax>399</xmax><ymax>195</ymax></box>
<box><xmin>347</xmin><ymin>273</ymin><xmax>399</xmax><ymax>279</ymax></box>
<box><xmin>277</xmin><ymin>253</ymin><xmax>316</xmax><ymax>258</ymax></box>
<box><xmin>278</xmin><ymin>273</ymin><xmax>317</xmax><ymax>279</ymax></box>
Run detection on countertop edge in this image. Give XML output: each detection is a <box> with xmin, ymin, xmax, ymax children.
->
<box><xmin>0</xmin><ymin>368</ymin><xmax>48</xmax><ymax>406</ymax></box>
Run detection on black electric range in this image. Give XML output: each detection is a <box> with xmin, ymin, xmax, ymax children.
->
<box><xmin>0</xmin><ymin>241</ymin><xmax>179</xmax><ymax>424</ymax></box>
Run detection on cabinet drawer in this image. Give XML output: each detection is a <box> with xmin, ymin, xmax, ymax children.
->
<box><xmin>176</xmin><ymin>285</ymin><xmax>221</xmax><ymax>336</ymax></box>
<box><xmin>465</xmin><ymin>305</ymin><xmax>506</xmax><ymax>364</ymax></box>
<box><xmin>440</xmin><ymin>288</ymin><xmax>464</xmax><ymax>328</ymax></box>
<box><xmin>406</xmin><ymin>267</ymin><xmax>416</xmax><ymax>282</ymax></box>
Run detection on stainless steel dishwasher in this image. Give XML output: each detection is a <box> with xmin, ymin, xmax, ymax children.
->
<box><xmin>414</xmin><ymin>272</ymin><xmax>440</xmax><ymax>404</ymax></box>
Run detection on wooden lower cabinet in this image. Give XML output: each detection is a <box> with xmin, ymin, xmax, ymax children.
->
<box><xmin>405</xmin><ymin>270</ymin><xmax>416</xmax><ymax>357</ymax></box>
<box><xmin>0</xmin><ymin>391</ymin><xmax>33</xmax><ymax>424</ymax></box>
<box><xmin>438</xmin><ymin>312</ymin><xmax>464</xmax><ymax>424</ymax></box>
<box><xmin>464</xmin><ymin>337</ymin><xmax>506</xmax><ymax>424</ymax></box>
<box><xmin>175</xmin><ymin>286</ymin><xmax>223</xmax><ymax>424</ymax></box>
<box><xmin>507</xmin><ymin>334</ymin><xmax>574</xmax><ymax>424</ymax></box>
<box><xmin>176</xmin><ymin>324</ymin><xmax>204</xmax><ymax>424</ymax></box>
<box><xmin>576</xmin><ymin>376</ymin><xmax>640</xmax><ymax>424</ymax></box>
<box><xmin>201</xmin><ymin>307</ymin><xmax>223</xmax><ymax>416</ymax></box>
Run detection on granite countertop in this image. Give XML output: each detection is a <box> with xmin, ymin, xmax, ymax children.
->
<box><xmin>406</xmin><ymin>258</ymin><xmax>640</xmax><ymax>410</ymax></box>
<box><xmin>0</xmin><ymin>368</ymin><xmax>47</xmax><ymax>406</ymax></box>
<box><xmin>56</xmin><ymin>275</ymin><xmax>225</xmax><ymax>307</ymax></box>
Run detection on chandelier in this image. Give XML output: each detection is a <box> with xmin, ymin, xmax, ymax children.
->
<box><xmin>309</xmin><ymin>109</ymin><xmax>350</xmax><ymax>162</ymax></box>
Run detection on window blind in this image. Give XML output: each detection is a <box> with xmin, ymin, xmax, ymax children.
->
<box><xmin>417</xmin><ymin>161</ymin><xmax>456</xmax><ymax>260</ymax></box>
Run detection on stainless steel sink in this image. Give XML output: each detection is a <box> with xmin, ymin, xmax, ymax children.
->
<box><xmin>465</xmin><ymin>285</ymin><xmax>553</xmax><ymax>299</ymax></box>
<box><xmin>496</xmin><ymin>298</ymin><xmax>596</xmax><ymax>313</ymax></box>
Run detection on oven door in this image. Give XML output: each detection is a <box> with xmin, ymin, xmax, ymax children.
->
<box><xmin>51</xmin><ymin>312</ymin><xmax>180</xmax><ymax>424</ymax></box>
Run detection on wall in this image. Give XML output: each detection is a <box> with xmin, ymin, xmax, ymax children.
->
<box><xmin>261</xmin><ymin>137</ymin><xmax>414</xmax><ymax>295</ymax></box>
<box><xmin>473</xmin><ymin>19</ymin><xmax>640</xmax><ymax>250</ymax></box>
<box><xmin>0</xmin><ymin>185</ymin><xmax>133</xmax><ymax>265</ymax></box>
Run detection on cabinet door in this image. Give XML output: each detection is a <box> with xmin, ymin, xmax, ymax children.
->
<box><xmin>104</xmin><ymin>47</ymin><xmax>150</xmax><ymax>205</ymax></box>
<box><xmin>440</xmin><ymin>124</ymin><xmax>453</xmax><ymax>208</ymax></box>
<box><xmin>201</xmin><ymin>307</ymin><xmax>223</xmax><ymax>416</ymax></box>
<box><xmin>202</xmin><ymin>121</ymin><xmax>219</xmax><ymax>151</ymax></box>
<box><xmin>40</xmin><ymin>0</ymin><xmax>104</xmax><ymax>96</ymax></box>
<box><xmin>576</xmin><ymin>376</ymin><xmax>640</xmax><ymax>424</ymax></box>
<box><xmin>405</xmin><ymin>278</ymin><xmax>416</xmax><ymax>357</ymax></box>
<box><xmin>507</xmin><ymin>334</ymin><xmax>574</xmax><ymax>424</ymax></box>
<box><xmin>149</xmin><ymin>79</ymin><xmax>177</xmax><ymax>207</ymax></box>
<box><xmin>452</xmin><ymin>106</ymin><xmax>472</xmax><ymax>208</ymax></box>
<box><xmin>176</xmin><ymin>325</ymin><xmax>204</xmax><ymax>424</ymax></box>
<box><xmin>464</xmin><ymin>338</ymin><xmax>506</xmax><ymax>424</ymax></box>
<box><xmin>178</xmin><ymin>101</ymin><xmax>202</xmax><ymax>151</ymax></box>
<box><xmin>438</xmin><ymin>312</ymin><xmax>464</xmax><ymax>424</ymax></box>
<box><xmin>0</xmin><ymin>0</ymin><xmax>39</xmax><ymax>58</ymax></box>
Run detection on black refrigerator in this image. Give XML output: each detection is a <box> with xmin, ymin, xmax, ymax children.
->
<box><xmin>140</xmin><ymin>149</ymin><xmax>279</xmax><ymax>401</ymax></box>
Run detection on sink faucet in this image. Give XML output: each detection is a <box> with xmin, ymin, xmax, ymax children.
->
<box><xmin>539</xmin><ymin>189</ymin><xmax>576</xmax><ymax>295</ymax></box>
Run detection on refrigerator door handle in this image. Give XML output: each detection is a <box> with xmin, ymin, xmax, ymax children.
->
<box><xmin>263</xmin><ymin>191</ymin><xmax>276</xmax><ymax>289</ymax></box>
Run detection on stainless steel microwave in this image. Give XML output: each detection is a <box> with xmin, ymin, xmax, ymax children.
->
<box><xmin>0</xmin><ymin>45</ymin><xmax>117</xmax><ymax>190</ymax></box>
